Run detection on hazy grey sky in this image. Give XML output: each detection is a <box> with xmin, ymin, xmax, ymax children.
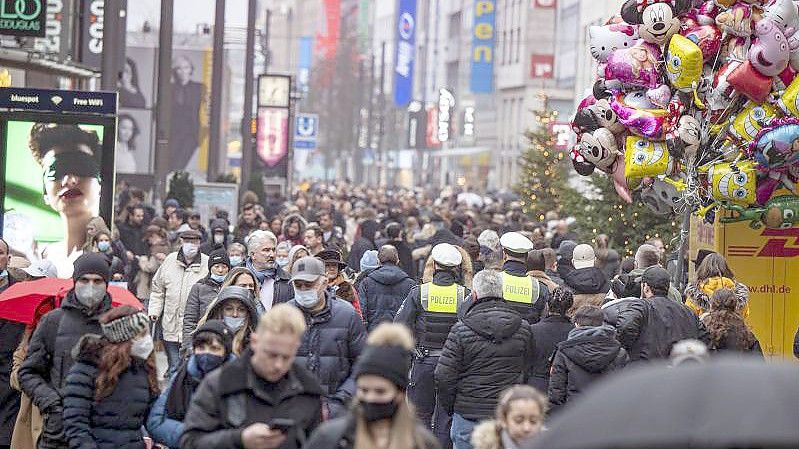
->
<box><xmin>127</xmin><ymin>0</ymin><xmax>248</xmax><ymax>34</ymax></box>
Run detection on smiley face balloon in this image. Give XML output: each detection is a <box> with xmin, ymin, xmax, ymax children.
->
<box><xmin>705</xmin><ymin>160</ymin><xmax>758</xmax><ymax>205</ymax></box>
<box><xmin>624</xmin><ymin>136</ymin><xmax>674</xmax><ymax>180</ymax></box>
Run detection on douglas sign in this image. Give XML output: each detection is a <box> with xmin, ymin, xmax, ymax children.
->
<box><xmin>0</xmin><ymin>0</ymin><xmax>46</xmax><ymax>37</ymax></box>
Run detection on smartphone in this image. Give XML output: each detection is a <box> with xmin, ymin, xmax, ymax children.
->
<box><xmin>268</xmin><ymin>418</ymin><xmax>295</xmax><ymax>433</ymax></box>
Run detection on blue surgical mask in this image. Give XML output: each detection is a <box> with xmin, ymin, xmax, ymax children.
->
<box><xmin>210</xmin><ymin>273</ymin><xmax>226</xmax><ymax>283</ymax></box>
<box><xmin>194</xmin><ymin>353</ymin><xmax>225</xmax><ymax>376</ymax></box>
<box><xmin>276</xmin><ymin>258</ymin><xmax>289</xmax><ymax>268</ymax></box>
<box><xmin>294</xmin><ymin>287</ymin><xmax>320</xmax><ymax>308</ymax></box>
<box><xmin>0</xmin><ymin>270</ymin><xmax>7</xmax><ymax>278</ymax></box>
<box><xmin>224</xmin><ymin>316</ymin><xmax>246</xmax><ymax>331</ymax></box>
<box><xmin>229</xmin><ymin>256</ymin><xmax>243</xmax><ymax>266</ymax></box>
<box><xmin>97</xmin><ymin>241</ymin><xmax>111</xmax><ymax>252</ymax></box>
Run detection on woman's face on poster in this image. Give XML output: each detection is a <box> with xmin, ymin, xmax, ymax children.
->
<box><xmin>42</xmin><ymin>145</ymin><xmax>101</xmax><ymax>218</ymax></box>
<box><xmin>118</xmin><ymin>118</ymin><xmax>134</xmax><ymax>143</ymax></box>
<box><xmin>174</xmin><ymin>58</ymin><xmax>192</xmax><ymax>85</ymax></box>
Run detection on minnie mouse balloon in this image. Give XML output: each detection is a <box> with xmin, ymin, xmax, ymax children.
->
<box><xmin>620</xmin><ymin>0</ymin><xmax>693</xmax><ymax>46</ymax></box>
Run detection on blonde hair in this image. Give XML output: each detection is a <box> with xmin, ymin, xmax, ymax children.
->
<box><xmin>366</xmin><ymin>323</ymin><xmax>414</xmax><ymax>350</ymax></box>
<box><xmin>495</xmin><ymin>385</ymin><xmax>548</xmax><ymax>423</ymax></box>
<box><xmin>257</xmin><ymin>303</ymin><xmax>306</xmax><ymax>337</ymax></box>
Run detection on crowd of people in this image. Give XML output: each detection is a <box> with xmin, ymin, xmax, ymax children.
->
<box><xmin>0</xmin><ymin>180</ymin><xmax>775</xmax><ymax>449</ymax></box>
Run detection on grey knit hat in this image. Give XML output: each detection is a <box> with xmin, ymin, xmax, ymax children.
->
<box><xmin>101</xmin><ymin>310</ymin><xmax>149</xmax><ymax>343</ymax></box>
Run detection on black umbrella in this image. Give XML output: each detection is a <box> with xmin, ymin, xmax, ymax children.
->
<box><xmin>527</xmin><ymin>357</ymin><xmax>799</xmax><ymax>449</ymax></box>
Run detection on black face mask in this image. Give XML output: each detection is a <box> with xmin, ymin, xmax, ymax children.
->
<box><xmin>360</xmin><ymin>400</ymin><xmax>399</xmax><ymax>423</ymax></box>
<box><xmin>43</xmin><ymin>151</ymin><xmax>101</xmax><ymax>182</ymax></box>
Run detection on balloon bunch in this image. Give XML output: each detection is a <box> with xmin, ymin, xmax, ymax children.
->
<box><xmin>570</xmin><ymin>0</ymin><xmax>799</xmax><ymax>229</ymax></box>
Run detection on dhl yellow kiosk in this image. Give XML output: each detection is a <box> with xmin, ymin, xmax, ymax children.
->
<box><xmin>690</xmin><ymin>214</ymin><xmax>799</xmax><ymax>357</ymax></box>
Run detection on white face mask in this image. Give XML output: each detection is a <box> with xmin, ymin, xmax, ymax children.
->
<box><xmin>182</xmin><ymin>242</ymin><xmax>199</xmax><ymax>258</ymax></box>
<box><xmin>213</xmin><ymin>234</ymin><xmax>225</xmax><ymax>245</ymax></box>
<box><xmin>294</xmin><ymin>284</ymin><xmax>321</xmax><ymax>308</ymax></box>
<box><xmin>130</xmin><ymin>334</ymin><xmax>154</xmax><ymax>360</ymax></box>
<box><xmin>74</xmin><ymin>283</ymin><xmax>106</xmax><ymax>308</ymax></box>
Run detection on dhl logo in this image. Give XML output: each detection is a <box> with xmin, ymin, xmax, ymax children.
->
<box><xmin>728</xmin><ymin>228</ymin><xmax>799</xmax><ymax>258</ymax></box>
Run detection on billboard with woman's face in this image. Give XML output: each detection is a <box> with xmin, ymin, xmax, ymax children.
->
<box><xmin>0</xmin><ymin>113</ymin><xmax>116</xmax><ymax>277</ymax></box>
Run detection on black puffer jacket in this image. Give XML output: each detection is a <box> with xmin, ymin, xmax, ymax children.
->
<box><xmin>0</xmin><ymin>275</ymin><xmax>24</xmax><ymax>445</ymax></box>
<box><xmin>289</xmin><ymin>294</ymin><xmax>366</xmax><ymax>418</ymax></box>
<box><xmin>63</xmin><ymin>337</ymin><xmax>156</xmax><ymax>449</ymax></box>
<box><xmin>528</xmin><ymin>315</ymin><xmax>574</xmax><ymax>393</ymax></box>
<box><xmin>19</xmin><ymin>291</ymin><xmax>112</xmax><ymax>449</ymax></box>
<box><xmin>181</xmin><ymin>277</ymin><xmax>223</xmax><ymax>351</ymax></box>
<box><xmin>548</xmin><ymin>326</ymin><xmax>628</xmax><ymax>409</ymax></box>
<box><xmin>617</xmin><ymin>296</ymin><xmax>708</xmax><ymax>362</ymax></box>
<box><xmin>564</xmin><ymin>267</ymin><xmax>610</xmax><ymax>295</ymax></box>
<box><xmin>435</xmin><ymin>298</ymin><xmax>533</xmax><ymax>421</ymax></box>
<box><xmin>358</xmin><ymin>264</ymin><xmax>416</xmax><ymax>331</ymax></box>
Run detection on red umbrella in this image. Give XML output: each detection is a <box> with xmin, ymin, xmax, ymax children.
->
<box><xmin>0</xmin><ymin>278</ymin><xmax>143</xmax><ymax>325</ymax></box>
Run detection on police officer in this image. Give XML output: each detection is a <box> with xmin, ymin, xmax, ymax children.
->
<box><xmin>499</xmin><ymin>232</ymin><xmax>549</xmax><ymax>324</ymax></box>
<box><xmin>395</xmin><ymin>243</ymin><xmax>470</xmax><ymax>449</ymax></box>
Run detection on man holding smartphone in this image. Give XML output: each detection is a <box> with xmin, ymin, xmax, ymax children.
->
<box><xmin>181</xmin><ymin>304</ymin><xmax>324</xmax><ymax>449</ymax></box>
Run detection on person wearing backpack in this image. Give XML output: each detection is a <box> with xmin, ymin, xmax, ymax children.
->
<box><xmin>18</xmin><ymin>253</ymin><xmax>115</xmax><ymax>449</ymax></box>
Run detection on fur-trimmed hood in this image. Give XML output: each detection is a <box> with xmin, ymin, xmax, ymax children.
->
<box><xmin>422</xmin><ymin>244</ymin><xmax>473</xmax><ymax>287</ymax></box>
<box><xmin>471</xmin><ymin>420</ymin><xmax>502</xmax><ymax>449</ymax></box>
<box><xmin>281</xmin><ymin>213</ymin><xmax>308</xmax><ymax>238</ymax></box>
<box><xmin>685</xmin><ymin>276</ymin><xmax>749</xmax><ymax>313</ymax></box>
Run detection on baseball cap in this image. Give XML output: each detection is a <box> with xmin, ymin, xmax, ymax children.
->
<box><xmin>572</xmin><ymin>244</ymin><xmax>596</xmax><ymax>270</ymax></box>
<box><xmin>22</xmin><ymin>259</ymin><xmax>58</xmax><ymax>279</ymax></box>
<box><xmin>431</xmin><ymin>243</ymin><xmax>463</xmax><ymax>267</ymax></box>
<box><xmin>640</xmin><ymin>266</ymin><xmax>671</xmax><ymax>292</ymax></box>
<box><xmin>291</xmin><ymin>256</ymin><xmax>326</xmax><ymax>282</ymax></box>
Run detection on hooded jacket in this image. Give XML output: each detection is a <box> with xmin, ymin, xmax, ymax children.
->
<box><xmin>280</xmin><ymin>213</ymin><xmax>309</xmax><ymax>246</ymax></box>
<box><xmin>528</xmin><ymin>315</ymin><xmax>574</xmax><ymax>393</ymax></box>
<box><xmin>181</xmin><ymin>276</ymin><xmax>224</xmax><ymax>352</ymax></box>
<box><xmin>19</xmin><ymin>291</ymin><xmax>112</xmax><ymax>449</ymax></box>
<box><xmin>357</xmin><ymin>264</ymin><xmax>417</xmax><ymax>331</ymax></box>
<box><xmin>347</xmin><ymin>220</ymin><xmax>380</xmax><ymax>272</ymax></box>
<box><xmin>548</xmin><ymin>326</ymin><xmax>628</xmax><ymax>409</ymax></box>
<box><xmin>685</xmin><ymin>276</ymin><xmax>750</xmax><ymax>318</ymax></box>
<box><xmin>199</xmin><ymin>219</ymin><xmax>229</xmax><ymax>255</ymax></box>
<box><xmin>63</xmin><ymin>336</ymin><xmax>157</xmax><ymax>449</ymax></box>
<box><xmin>564</xmin><ymin>267</ymin><xmax>611</xmax><ymax>314</ymax></box>
<box><xmin>435</xmin><ymin>298</ymin><xmax>534</xmax><ymax>421</ymax></box>
<box><xmin>195</xmin><ymin>287</ymin><xmax>259</xmax><ymax>355</ymax></box>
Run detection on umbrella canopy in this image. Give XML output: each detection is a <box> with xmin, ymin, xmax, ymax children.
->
<box><xmin>527</xmin><ymin>358</ymin><xmax>799</xmax><ymax>449</ymax></box>
<box><xmin>0</xmin><ymin>278</ymin><xmax>143</xmax><ymax>325</ymax></box>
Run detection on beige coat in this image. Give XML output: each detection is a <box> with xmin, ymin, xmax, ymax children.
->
<box><xmin>10</xmin><ymin>332</ymin><xmax>42</xmax><ymax>449</ymax></box>
<box><xmin>148</xmin><ymin>251</ymin><xmax>208</xmax><ymax>342</ymax></box>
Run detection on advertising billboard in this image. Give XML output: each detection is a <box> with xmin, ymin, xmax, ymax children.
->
<box><xmin>0</xmin><ymin>0</ymin><xmax>47</xmax><ymax>37</ymax></box>
<box><xmin>0</xmin><ymin>87</ymin><xmax>117</xmax><ymax>278</ymax></box>
<box><xmin>393</xmin><ymin>0</ymin><xmax>417</xmax><ymax>107</ymax></box>
<box><xmin>470</xmin><ymin>0</ymin><xmax>496</xmax><ymax>93</ymax></box>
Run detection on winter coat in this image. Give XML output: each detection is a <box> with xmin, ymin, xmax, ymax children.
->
<box><xmin>613</xmin><ymin>267</ymin><xmax>683</xmax><ymax>304</ymax></box>
<box><xmin>280</xmin><ymin>213</ymin><xmax>308</xmax><ymax>247</ymax></box>
<box><xmin>0</xmin><ymin>314</ymin><xmax>25</xmax><ymax>444</ymax></box>
<box><xmin>471</xmin><ymin>420</ymin><xmax>524</xmax><ymax>449</ymax></box>
<box><xmin>147</xmin><ymin>356</ymin><xmax>216</xmax><ymax>449</ymax></box>
<box><xmin>549</xmin><ymin>326</ymin><xmax>628</xmax><ymax>409</ymax></box>
<box><xmin>289</xmin><ymin>294</ymin><xmax>366</xmax><ymax>418</ymax></box>
<box><xmin>358</xmin><ymin>264</ymin><xmax>417</xmax><ymax>331</ymax></box>
<box><xmin>428</xmin><ymin>228</ymin><xmax>464</xmax><ymax>248</ymax></box>
<box><xmin>303</xmin><ymin>414</ymin><xmax>440</xmax><ymax>449</ymax></box>
<box><xmin>181</xmin><ymin>277</ymin><xmax>223</xmax><ymax>352</ymax></box>
<box><xmin>180</xmin><ymin>351</ymin><xmax>324</xmax><ymax>449</ymax></box>
<box><xmin>564</xmin><ymin>267</ymin><xmax>611</xmax><ymax>315</ymax></box>
<box><xmin>527</xmin><ymin>270</ymin><xmax>559</xmax><ymax>293</ymax></box>
<box><xmin>528</xmin><ymin>315</ymin><xmax>574</xmax><ymax>393</ymax></box>
<box><xmin>329</xmin><ymin>273</ymin><xmax>363</xmax><ymax>318</ymax></box>
<box><xmin>19</xmin><ymin>291</ymin><xmax>112</xmax><ymax>449</ymax></box>
<box><xmin>63</xmin><ymin>339</ymin><xmax>156</xmax><ymax>449</ymax></box>
<box><xmin>685</xmin><ymin>276</ymin><xmax>750</xmax><ymax>318</ymax></box>
<box><xmin>11</xmin><ymin>329</ymin><xmax>42</xmax><ymax>449</ymax></box>
<box><xmin>196</xmin><ymin>287</ymin><xmax>259</xmax><ymax>355</ymax></box>
<box><xmin>134</xmin><ymin>252</ymin><xmax>164</xmax><ymax>301</ymax></box>
<box><xmin>347</xmin><ymin>238</ymin><xmax>377</xmax><ymax>272</ymax></box>
<box><xmin>117</xmin><ymin>221</ymin><xmax>148</xmax><ymax>256</ymax></box>
<box><xmin>546</xmin><ymin>269</ymin><xmax>565</xmax><ymax>287</ymax></box>
<box><xmin>148</xmin><ymin>250</ymin><xmax>209</xmax><ymax>343</ymax></box>
<box><xmin>435</xmin><ymin>298</ymin><xmax>534</xmax><ymax>421</ymax></box>
<box><xmin>247</xmin><ymin>261</ymin><xmax>296</xmax><ymax>310</ymax></box>
<box><xmin>616</xmin><ymin>296</ymin><xmax>708</xmax><ymax>362</ymax></box>
<box><xmin>601</xmin><ymin>296</ymin><xmax>637</xmax><ymax>327</ymax></box>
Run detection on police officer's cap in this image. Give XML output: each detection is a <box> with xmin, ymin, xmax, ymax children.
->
<box><xmin>500</xmin><ymin>232</ymin><xmax>534</xmax><ymax>254</ymax></box>
<box><xmin>431</xmin><ymin>243</ymin><xmax>463</xmax><ymax>267</ymax></box>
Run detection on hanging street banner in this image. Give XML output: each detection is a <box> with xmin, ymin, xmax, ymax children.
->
<box><xmin>393</xmin><ymin>0</ymin><xmax>416</xmax><ymax>107</ymax></box>
<box><xmin>470</xmin><ymin>0</ymin><xmax>496</xmax><ymax>93</ymax></box>
<box><xmin>79</xmin><ymin>0</ymin><xmax>104</xmax><ymax>68</ymax></box>
<box><xmin>0</xmin><ymin>0</ymin><xmax>46</xmax><ymax>37</ymax></box>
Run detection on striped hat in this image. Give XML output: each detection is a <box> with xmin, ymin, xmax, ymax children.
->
<box><xmin>100</xmin><ymin>307</ymin><xmax>149</xmax><ymax>343</ymax></box>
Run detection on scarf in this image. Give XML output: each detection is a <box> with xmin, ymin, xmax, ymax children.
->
<box><xmin>165</xmin><ymin>358</ymin><xmax>202</xmax><ymax>421</ymax></box>
<box><xmin>246</xmin><ymin>257</ymin><xmax>276</xmax><ymax>285</ymax></box>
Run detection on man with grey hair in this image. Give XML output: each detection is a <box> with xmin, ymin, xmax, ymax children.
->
<box><xmin>607</xmin><ymin>244</ymin><xmax>682</xmax><ymax>303</ymax></box>
<box><xmin>436</xmin><ymin>269</ymin><xmax>534</xmax><ymax>449</ymax></box>
<box><xmin>245</xmin><ymin>230</ymin><xmax>294</xmax><ymax>312</ymax></box>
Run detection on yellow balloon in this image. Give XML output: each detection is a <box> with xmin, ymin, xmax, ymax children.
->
<box><xmin>666</xmin><ymin>34</ymin><xmax>703</xmax><ymax>92</ymax></box>
<box><xmin>704</xmin><ymin>160</ymin><xmax>758</xmax><ymax>205</ymax></box>
<box><xmin>624</xmin><ymin>136</ymin><xmax>673</xmax><ymax>180</ymax></box>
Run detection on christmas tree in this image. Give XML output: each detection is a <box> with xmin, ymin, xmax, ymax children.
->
<box><xmin>516</xmin><ymin>98</ymin><xmax>570</xmax><ymax>220</ymax></box>
<box><xmin>561</xmin><ymin>172</ymin><xmax>678</xmax><ymax>256</ymax></box>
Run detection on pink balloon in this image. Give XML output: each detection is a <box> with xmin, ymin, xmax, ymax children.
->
<box><xmin>604</xmin><ymin>42</ymin><xmax>662</xmax><ymax>89</ymax></box>
<box><xmin>749</xmin><ymin>17</ymin><xmax>791</xmax><ymax>77</ymax></box>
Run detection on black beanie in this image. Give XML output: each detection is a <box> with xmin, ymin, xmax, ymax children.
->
<box><xmin>353</xmin><ymin>344</ymin><xmax>412</xmax><ymax>389</ymax></box>
<box><xmin>72</xmin><ymin>252</ymin><xmax>111</xmax><ymax>283</ymax></box>
<box><xmin>193</xmin><ymin>319</ymin><xmax>233</xmax><ymax>357</ymax></box>
<box><xmin>208</xmin><ymin>249</ymin><xmax>231</xmax><ymax>271</ymax></box>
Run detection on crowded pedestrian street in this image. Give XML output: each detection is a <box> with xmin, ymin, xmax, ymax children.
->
<box><xmin>2</xmin><ymin>1</ymin><xmax>799</xmax><ymax>449</ymax></box>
